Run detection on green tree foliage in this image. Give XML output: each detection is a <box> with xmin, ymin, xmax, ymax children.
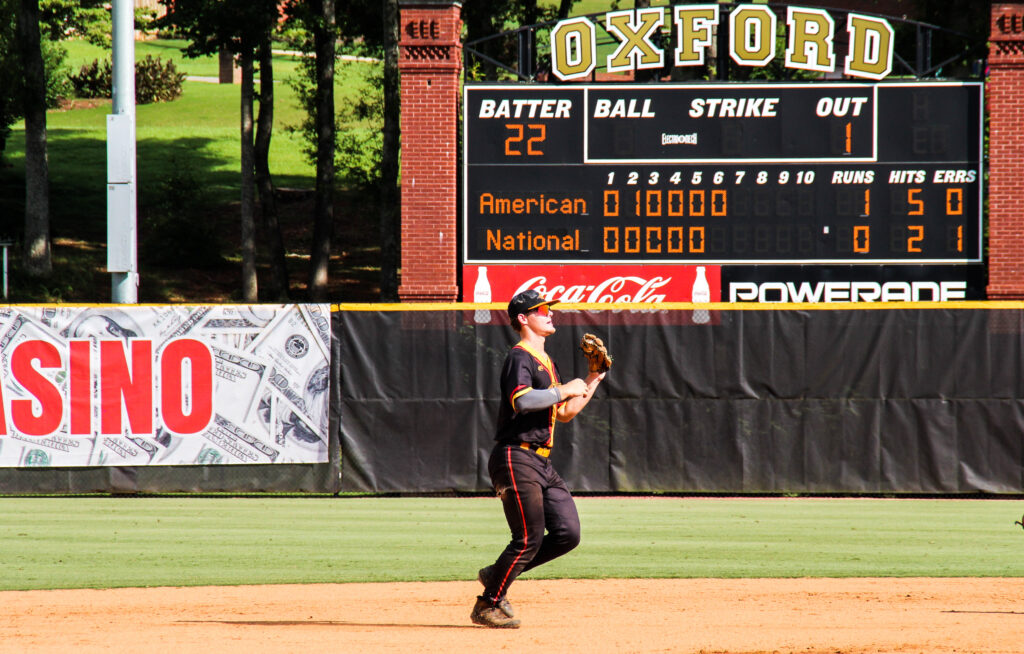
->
<box><xmin>0</xmin><ymin>0</ymin><xmax>20</xmax><ymax>158</ymax></box>
<box><xmin>0</xmin><ymin>0</ymin><xmax>70</xmax><ymax>160</ymax></box>
<box><xmin>157</xmin><ymin>0</ymin><xmax>279</xmax><ymax>57</ymax></box>
<box><xmin>463</xmin><ymin>0</ymin><xmax>579</xmax><ymax>81</ymax></box>
<box><xmin>286</xmin><ymin>57</ymin><xmax>383</xmax><ymax>189</ymax></box>
<box><xmin>285</xmin><ymin>0</ymin><xmax>389</xmax><ymax>188</ymax></box>
<box><xmin>158</xmin><ymin>0</ymin><xmax>286</xmax><ymax>301</ymax></box>
<box><xmin>39</xmin><ymin>0</ymin><xmax>109</xmax><ymax>46</ymax></box>
<box><xmin>283</xmin><ymin>0</ymin><xmax>401</xmax><ymax>299</ymax></box>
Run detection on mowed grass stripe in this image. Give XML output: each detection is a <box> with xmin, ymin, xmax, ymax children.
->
<box><xmin>1</xmin><ymin>497</ymin><xmax>1022</xmax><ymax>591</ymax></box>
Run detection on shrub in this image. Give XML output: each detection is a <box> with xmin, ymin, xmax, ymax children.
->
<box><xmin>69</xmin><ymin>55</ymin><xmax>185</xmax><ymax>105</ymax></box>
<box><xmin>41</xmin><ymin>39</ymin><xmax>73</xmax><ymax>108</ymax></box>
<box><xmin>69</xmin><ymin>59</ymin><xmax>111</xmax><ymax>99</ymax></box>
<box><xmin>135</xmin><ymin>55</ymin><xmax>185</xmax><ymax>104</ymax></box>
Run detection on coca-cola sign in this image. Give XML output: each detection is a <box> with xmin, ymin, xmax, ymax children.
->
<box><xmin>463</xmin><ymin>264</ymin><xmax>721</xmax><ymax>303</ymax></box>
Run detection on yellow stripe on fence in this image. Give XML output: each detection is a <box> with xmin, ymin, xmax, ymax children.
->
<box><xmin>333</xmin><ymin>301</ymin><xmax>1024</xmax><ymax>312</ymax></box>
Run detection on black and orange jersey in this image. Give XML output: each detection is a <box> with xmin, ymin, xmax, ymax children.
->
<box><xmin>495</xmin><ymin>341</ymin><xmax>563</xmax><ymax>447</ymax></box>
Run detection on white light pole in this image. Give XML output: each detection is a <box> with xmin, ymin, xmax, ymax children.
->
<box><xmin>108</xmin><ymin>0</ymin><xmax>138</xmax><ymax>303</ymax></box>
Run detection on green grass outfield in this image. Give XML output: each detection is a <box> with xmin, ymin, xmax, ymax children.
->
<box><xmin>2</xmin><ymin>497</ymin><xmax>1023</xmax><ymax>591</ymax></box>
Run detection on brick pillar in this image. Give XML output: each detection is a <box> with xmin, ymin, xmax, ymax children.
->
<box><xmin>398</xmin><ymin>0</ymin><xmax>462</xmax><ymax>302</ymax></box>
<box><xmin>987</xmin><ymin>4</ymin><xmax>1024</xmax><ymax>299</ymax></box>
<box><xmin>218</xmin><ymin>48</ymin><xmax>240</xmax><ymax>84</ymax></box>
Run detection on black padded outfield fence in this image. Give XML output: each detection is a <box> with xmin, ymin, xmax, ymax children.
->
<box><xmin>336</xmin><ymin>304</ymin><xmax>1024</xmax><ymax>495</ymax></box>
<box><xmin>1</xmin><ymin>303</ymin><xmax>1023</xmax><ymax>495</ymax></box>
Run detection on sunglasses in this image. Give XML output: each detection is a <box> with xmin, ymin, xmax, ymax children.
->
<box><xmin>531</xmin><ymin>304</ymin><xmax>552</xmax><ymax>316</ymax></box>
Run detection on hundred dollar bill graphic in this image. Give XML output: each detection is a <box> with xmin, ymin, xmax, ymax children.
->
<box><xmin>151</xmin><ymin>306</ymin><xmax>213</xmax><ymax>348</ymax></box>
<box><xmin>249</xmin><ymin>308</ymin><xmax>330</xmax><ymax>438</ymax></box>
<box><xmin>210</xmin><ymin>344</ymin><xmax>267</xmax><ymax>423</ymax></box>
<box><xmin>299</xmin><ymin>304</ymin><xmax>332</xmax><ymax>360</ymax></box>
<box><xmin>93</xmin><ymin>434</ymin><xmax>161</xmax><ymax>466</ymax></box>
<box><xmin>56</xmin><ymin>308</ymin><xmax>143</xmax><ymax>342</ymax></box>
<box><xmin>0</xmin><ymin>305</ymin><xmax>331</xmax><ymax>468</ymax></box>
<box><xmin>201</xmin><ymin>305</ymin><xmax>280</xmax><ymax>350</ymax></box>
<box><xmin>0</xmin><ymin>312</ymin><xmax>66</xmax><ymax>374</ymax></box>
<box><xmin>200</xmin><ymin>414</ymin><xmax>281</xmax><ymax>464</ymax></box>
<box><xmin>256</xmin><ymin>388</ymin><xmax>325</xmax><ymax>454</ymax></box>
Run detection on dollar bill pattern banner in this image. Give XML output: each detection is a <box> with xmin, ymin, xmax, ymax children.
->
<box><xmin>0</xmin><ymin>305</ymin><xmax>330</xmax><ymax>468</ymax></box>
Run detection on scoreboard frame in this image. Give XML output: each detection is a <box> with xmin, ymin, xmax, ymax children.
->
<box><xmin>462</xmin><ymin>81</ymin><xmax>984</xmax><ymax>267</ymax></box>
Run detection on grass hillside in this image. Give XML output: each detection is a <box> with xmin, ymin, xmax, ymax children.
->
<box><xmin>0</xmin><ymin>39</ymin><xmax>382</xmax><ymax>303</ymax></box>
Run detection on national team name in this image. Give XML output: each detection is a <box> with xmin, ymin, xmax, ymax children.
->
<box><xmin>486</xmin><ymin>230</ymin><xmax>582</xmax><ymax>252</ymax></box>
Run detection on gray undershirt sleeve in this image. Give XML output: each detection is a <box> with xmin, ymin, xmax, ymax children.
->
<box><xmin>513</xmin><ymin>387</ymin><xmax>562</xmax><ymax>413</ymax></box>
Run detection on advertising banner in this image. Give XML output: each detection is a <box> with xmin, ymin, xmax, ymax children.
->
<box><xmin>0</xmin><ymin>305</ymin><xmax>330</xmax><ymax>468</ymax></box>
<box><xmin>462</xmin><ymin>263</ymin><xmax>722</xmax><ymax>303</ymax></box>
<box><xmin>721</xmin><ymin>264</ymin><xmax>986</xmax><ymax>302</ymax></box>
<box><xmin>462</xmin><ymin>263</ymin><xmax>723</xmax><ymax>326</ymax></box>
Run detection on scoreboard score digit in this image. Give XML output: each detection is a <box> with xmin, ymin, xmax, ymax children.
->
<box><xmin>463</xmin><ymin>82</ymin><xmax>982</xmax><ymax>266</ymax></box>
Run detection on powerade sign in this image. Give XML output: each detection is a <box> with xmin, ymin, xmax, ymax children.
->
<box><xmin>722</xmin><ymin>265</ymin><xmax>985</xmax><ymax>302</ymax></box>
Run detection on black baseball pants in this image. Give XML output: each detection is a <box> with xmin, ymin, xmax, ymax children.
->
<box><xmin>482</xmin><ymin>444</ymin><xmax>581</xmax><ymax>602</ymax></box>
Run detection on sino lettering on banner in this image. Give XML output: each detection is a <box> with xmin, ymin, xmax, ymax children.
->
<box><xmin>0</xmin><ymin>305</ymin><xmax>330</xmax><ymax>468</ymax></box>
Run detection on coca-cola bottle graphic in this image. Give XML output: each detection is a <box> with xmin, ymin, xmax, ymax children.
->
<box><xmin>691</xmin><ymin>266</ymin><xmax>710</xmax><ymax>324</ymax></box>
<box><xmin>474</xmin><ymin>266</ymin><xmax>492</xmax><ymax>324</ymax></box>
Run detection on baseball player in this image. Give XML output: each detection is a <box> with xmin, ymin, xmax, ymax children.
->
<box><xmin>471</xmin><ymin>289</ymin><xmax>608</xmax><ymax>629</ymax></box>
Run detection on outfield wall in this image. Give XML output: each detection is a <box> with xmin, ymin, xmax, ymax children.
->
<box><xmin>337</xmin><ymin>303</ymin><xmax>1024</xmax><ymax>495</ymax></box>
<box><xmin>1</xmin><ymin>303</ymin><xmax>1023</xmax><ymax>495</ymax></box>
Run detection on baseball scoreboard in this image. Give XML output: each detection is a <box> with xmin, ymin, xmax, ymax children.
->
<box><xmin>463</xmin><ymin>82</ymin><xmax>982</xmax><ymax>267</ymax></box>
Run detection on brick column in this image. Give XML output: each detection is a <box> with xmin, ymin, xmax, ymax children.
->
<box><xmin>398</xmin><ymin>0</ymin><xmax>462</xmax><ymax>302</ymax></box>
<box><xmin>218</xmin><ymin>49</ymin><xmax>240</xmax><ymax>84</ymax></box>
<box><xmin>987</xmin><ymin>4</ymin><xmax>1024</xmax><ymax>299</ymax></box>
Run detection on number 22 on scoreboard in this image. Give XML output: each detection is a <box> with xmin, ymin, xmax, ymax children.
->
<box><xmin>504</xmin><ymin>124</ymin><xmax>546</xmax><ymax>156</ymax></box>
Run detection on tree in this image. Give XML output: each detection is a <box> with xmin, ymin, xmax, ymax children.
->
<box><xmin>462</xmin><ymin>0</ymin><xmax>515</xmax><ymax>81</ymax></box>
<box><xmin>255</xmin><ymin>39</ymin><xmax>290</xmax><ymax>300</ymax></box>
<box><xmin>17</xmin><ymin>0</ymin><xmax>51</xmax><ymax>276</ymax></box>
<box><xmin>39</xmin><ymin>0</ymin><xmax>110</xmax><ymax>46</ymax></box>
<box><xmin>379</xmin><ymin>0</ymin><xmax>399</xmax><ymax>301</ymax></box>
<box><xmin>158</xmin><ymin>0</ymin><xmax>282</xmax><ymax>302</ymax></box>
<box><xmin>239</xmin><ymin>46</ymin><xmax>257</xmax><ymax>302</ymax></box>
<box><xmin>286</xmin><ymin>1</ymin><xmax>581</xmax><ymax>300</ymax></box>
<box><xmin>2</xmin><ymin>0</ymin><xmax>81</xmax><ymax>278</ymax></box>
<box><xmin>290</xmin><ymin>0</ymin><xmax>400</xmax><ymax>299</ymax></box>
<box><xmin>0</xmin><ymin>0</ymin><xmax>21</xmax><ymax>161</ymax></box>
<box><xmin>463</xmin><ymin>0</ymin><xmax>580</xmax><ymax>81</ymax></box>
<box><xmin>1</xmin><ymin>0</ymin><xmax>98</xmax><ymax>164</ymax></box>
<box><xmin>307</xmin><ymin>0</ymin><xmax>335</xmax><ymax>302</ymax></box>
<box><xmin>332</xmin><ymin>0</ymin><xmax>400</xmax><ymax>300</ymax></box>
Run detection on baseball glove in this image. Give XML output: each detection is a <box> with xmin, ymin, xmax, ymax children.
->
<box><xmin>580</xmin><ymin>333</ymin><xmax>612</xmax><ymax>374</ymax></box>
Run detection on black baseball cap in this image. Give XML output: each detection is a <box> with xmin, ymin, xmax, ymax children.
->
<box><xmin>507</xmin><ymin>289</ymin><xmax>559</xmax><ymax>322</ymax></box>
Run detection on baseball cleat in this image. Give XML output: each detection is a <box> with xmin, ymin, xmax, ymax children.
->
<box><xmin>477</xmin><ymin>566</ymin><xmax>515</xmax><ymax>617</ymax></box>
<box><xmin>471</xmin><ymin>596</ymin><xmax>521</xmax><ymax>629</ymax></box>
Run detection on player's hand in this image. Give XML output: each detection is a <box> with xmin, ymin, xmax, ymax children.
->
<box><xmin>559</xmin><ymin>378</ymin><xmax>588</xmax><ymax>399</ymax></box>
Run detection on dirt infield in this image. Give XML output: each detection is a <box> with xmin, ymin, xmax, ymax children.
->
<box><xmin>1</xmin><ymin>578</ymin><xmax>1021</xmax><ymax>653</ymax></box>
